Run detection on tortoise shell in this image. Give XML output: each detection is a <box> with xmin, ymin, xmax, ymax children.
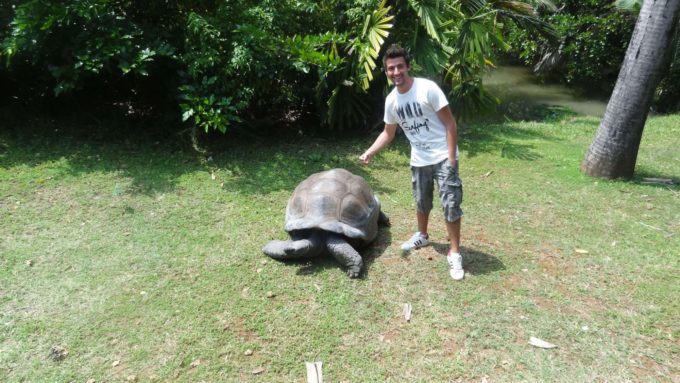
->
<box><xmin>284</xmin><ymin>168</ymin><xmax>381</xmax><ymax>245</ymax></box>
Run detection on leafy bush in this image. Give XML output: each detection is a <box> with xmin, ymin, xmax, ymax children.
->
<box><xmin>505</xmin><ymin>0</ymin><xmax>635</xmax><ymax>94</ymax></box>
<box><xmin>1</xmin><ymin>0</ymin><xmax>560</xmax><ymax>136</ymax></box>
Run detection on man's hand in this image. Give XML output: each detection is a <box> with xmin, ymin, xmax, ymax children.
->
<box><xmin>359</xmin><ymin>151</ymin><xmax>373</xmax><ymax>165</ymax></box>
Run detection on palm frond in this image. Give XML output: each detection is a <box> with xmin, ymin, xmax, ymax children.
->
<box><xmin>410</xmin><ymin>32</ymin><xmax>451</xmax><ymax>75</ymax></box>
<box><xmin>355</xmin><ymin>0</ymin><xmax>393</xmax><ymax>89</ymax></box>
<box><xmin>456</xmin><ymin>16</ymin><xmax>496</xmax><ymax>66</ymax></box>
<box><xmin>448</xmin><ymin>80</ymin><xmax>500</xmax><ymax>121</ymax></box>
<box><xmin>498</xmin><ymin>10</ymin><xmax>559</xmax><ymax>43</ymax></box>
<box><xmin>492</xmin><ymin>1</ymin><xmax>536</xmax><ymax>16</ymax></box>
<box><xmin>502</xmin><ymin>0</ymin><xmax>557</xmax><ymax>12</ymax></box>
<box><xmin>459</xmin><ymin>0</ymin><xmax>488</xmax><ymax>16</ymax></box>
<box><xmin>327</xmin><ymin>83</ymin><xmax>370</xmax><ymax>131</ymax></box>
<box><xmin>409</xmin><ymin>0</ymin><xmax>446</xmax><ymax>41</ymax></box>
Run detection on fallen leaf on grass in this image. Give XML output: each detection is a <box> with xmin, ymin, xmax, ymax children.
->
<box><xmin>252</xmin><ymin>367</ymin><xmax>265</xmax><ymax>375</ymax></box>
<box><xmin>483</xmin><ymin>171</ymin><xmax>494</xmax><ymax>177</ymax></box>
<box><xmin>403</xmin><ymin>303</ymin><xmax>412</xmax><ymax>322</ymax></box>
<box><xmin>244</xmin><ymin>349</ymin><xmax>253</xmax><ymax>356</ymax></box>
<box><xmin>266</xmin><ymin>291</ymin><xmax>276</xmax><ymax>298</ymax></box>
<box><xmin>574</xmin><ymin>249</ymin><xmax>589</xmax><ymax>254</ymax></box>
<box><xmin>25</xmin><ymin>259</ymin><xmax>33</xmax><ymax>267</ymax></box>
<box><xmin>190</xmin><ymin>359</ymin><xmax>201</xmax><ymax>367</ymax></box>
<box><xmin>305</xmin><ymin>361</ymin><xmax>323</xmax><ymax>383</ymax></box>
<box><xmin>528</xmin><ymin>336</ymin><xmax>557</xmax><ymax>349</ymax></box>
<box><xmin>112</xmin><ymin>360</ymin><xmax>120</xmax><ymax>367</ymax></box>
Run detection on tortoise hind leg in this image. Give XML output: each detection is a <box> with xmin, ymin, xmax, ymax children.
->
<box><xmin>378</xmin><ymin>210</ymin><xmax>391</xmax><ymax>227</ymax></box>
<box><xmin>326</xmin><ymin>233</ymin><xmax>363</xmax><ymax>278</ymax></box>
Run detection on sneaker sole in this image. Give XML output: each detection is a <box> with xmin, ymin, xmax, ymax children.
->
<box><xmin>450</xmin><ymin>270</ymin><xmax>464</xmax><ymax>280</ymax></box>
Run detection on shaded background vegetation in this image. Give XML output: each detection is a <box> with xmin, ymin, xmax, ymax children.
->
<box><xmin>504</xmin><ymin>0</ymin><xmax>680</xmax><ymax>112</ymax></box>
<box><xmin>1</xmin><ymin>0</ymin><xmax>679</xmax><ymax>140</ymax></box>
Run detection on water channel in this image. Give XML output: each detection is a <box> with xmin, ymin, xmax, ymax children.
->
<box><xmin>484</xmin><ymin>66</ymin><xmax>609</xmax><ymax>117</ymax></box>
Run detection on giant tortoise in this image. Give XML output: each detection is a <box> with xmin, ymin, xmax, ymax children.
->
<box><xmin>262</xmin><ymin>168</ymin><xmax>389</xmax><ymax>277</ymax></box>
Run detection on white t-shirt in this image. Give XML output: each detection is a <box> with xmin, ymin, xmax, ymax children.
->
<box><xmin>384</xmin><ymin>78</ymin><xmax>458</xmax><ymax>166</ymax></box>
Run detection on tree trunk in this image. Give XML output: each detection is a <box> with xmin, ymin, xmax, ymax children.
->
<box><xmin>581</xmin><ymin>0</ymin><xmax>680</xmax><ymax>179</ymax></box>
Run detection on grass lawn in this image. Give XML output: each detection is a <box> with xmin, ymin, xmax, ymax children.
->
<box><xmin>1</xmin><ymin>111</ymin><xmax>678</xmax><ymax>382</ymax></box>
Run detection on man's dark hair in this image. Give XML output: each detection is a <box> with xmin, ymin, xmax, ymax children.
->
<box><xmin>382</xmin><ymin>44</ymin><xmax>410</xmax><ymax>69</ymax></box>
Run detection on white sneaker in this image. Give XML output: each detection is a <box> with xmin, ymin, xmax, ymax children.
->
<box><xmin>447</xmin><ymin>252</ymin><xmax>464</xmax><ymax>280</ymax></box>
<box><xmin>401</xmin><ymin>232</ymin><xmax>429</xmax><ymax>252</ymax></box>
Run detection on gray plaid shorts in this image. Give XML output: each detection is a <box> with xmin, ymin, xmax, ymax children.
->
<box><xmin>411</xmin><ymin>158</ymin><xmax>463</xmax><ymax>222</ymax></box>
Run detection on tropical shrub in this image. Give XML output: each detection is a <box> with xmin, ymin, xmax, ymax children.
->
<box><xmin>2</xmin><ymin>0</ymin><xmax>559</xmax><ymax>136</ymax></box>
<box><xmin>505</xmin><ymin>0</ymin><xmax>635</xmax><ymax>94</ymax></box>
<box><xmin>506</xmin><ymin>0</ymin><xmax>680</xmax><ymax>112</ymax></box>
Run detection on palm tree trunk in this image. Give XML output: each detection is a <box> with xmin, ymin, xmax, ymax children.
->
<box><xmin>581</xmin><ymin>0</ymin><xmax>680</xmax><ymax>179</ymax></box>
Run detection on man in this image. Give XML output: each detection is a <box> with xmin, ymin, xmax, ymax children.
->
<box><xmin>359</xmin><ymin>44</ymin><xmax>465</xmax><ymax>280</ymax></box>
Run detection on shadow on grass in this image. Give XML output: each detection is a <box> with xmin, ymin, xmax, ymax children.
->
<box><xmin>629</xmin><ymin>170</ymin><xmax>680</xmax><ymax>192</ymax></box>
<box><xmin>0</xmin><ymin>136</ymin><xmax>206</xmax><ymax>195</ymax></box>
<box><xmin>211</xmin><ymin>138</ymin><xmax>404</xmax><ymax>197</ymax></box>
<box><xmin>460</xmin><ymin>123</ymin><xmax>550</xmax><ymax>161</ymax></box>
<box><xmin>431</xmin><ymin>243</ymin><xmax>505</xmax><ymax>276</ymax></box>
<box><xmin>269</xmin><ymin>227</ymin><xmax>392</xmax><ymax>278</ymax></box>
<box><xmin>0</xmin><ymin>103</ymin><xmax>573</xmax><ymax>198</ymax></box>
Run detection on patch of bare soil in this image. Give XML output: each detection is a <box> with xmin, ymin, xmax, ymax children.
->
<box><xmin>224</xmin><ymin>316</ymin><xmax>260</xmax><ymax>342</ymax></box>
<box><xmin>631</xmin><ymin>354</ymin><xmax>676</xmax><ymax>383</ymax></box>
<box><xmin>536</xmin><ymin>245</ymin><xmax>574</xmax><ymax>276</ymax></box>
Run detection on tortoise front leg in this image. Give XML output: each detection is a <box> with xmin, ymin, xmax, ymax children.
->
<box><xmin>326</xmin><ymin>233</ymin><xmax>363</xmax><ymax>278</ymax></box>
<box><xmin>262</xmin><ymin>231</ymin><xmax>324</xmax><ymax>260</ymax></box>
<box><xmin>262</xmin><ymin>240</ymin><xmax>297</xmax><ymax>259</ymax></box>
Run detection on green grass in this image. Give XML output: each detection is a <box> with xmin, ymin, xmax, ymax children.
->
<box><xmin>1</xmin><ymin>112</ymin><xmax>678</xmax><ymax>382</ymax></box>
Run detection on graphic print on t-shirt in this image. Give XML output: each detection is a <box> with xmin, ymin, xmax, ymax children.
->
<box><xmin>396</xmin><ymin>101</ymin><xmax>430</xmax><ymax>135</ymax></box>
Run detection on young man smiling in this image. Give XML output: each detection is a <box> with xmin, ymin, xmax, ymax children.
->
<box><xmin>359</xmin><ymin>44</ymin><xmax>465</xmax><ymax>280</ymax></box>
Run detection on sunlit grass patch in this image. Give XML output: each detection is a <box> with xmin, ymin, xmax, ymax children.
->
<box><xmin>1</xmin><ymin>111</ymin><xmax>678</xmax><ymax>382</ymax></box>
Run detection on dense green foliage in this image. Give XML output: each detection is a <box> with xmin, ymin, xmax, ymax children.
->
<box><xmin>505</xmin><ymin>0</ymin><xmax>680</xmax><ymax>112</ymax></box>
<box><xmin>1</xmin><ymin>0</ymin><xmax>553</xmax><ymax>135</ymax></box>
<box><xmin>505</xmin><ymin>0</ymin><xmax>635</xmax><ymax>94</ymax></box>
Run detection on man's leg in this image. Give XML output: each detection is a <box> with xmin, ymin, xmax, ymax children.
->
<box><xmin>436</xmin><ymin>159</ymin><xmax>464</xmax><ymax>280</ymax></box>
<box><xmin>445</xmin><ymin>217</ymin><xmax>461</xmax><ymax>253</ymax></box>
<box><xmin>402</xmin><ymin>165</ymin><xmax>434</xmax><ymax>252</ymax></box>
<box><xmin>417</xmin><ymin>210</ymin><xmax>430</xmax><ymax>237</ymax></box>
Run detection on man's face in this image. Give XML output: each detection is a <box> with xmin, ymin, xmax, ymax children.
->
<box><xmin>384</xmin><ymin>57</ymin><xmax>410</xmax><ymax>87</ymax></box>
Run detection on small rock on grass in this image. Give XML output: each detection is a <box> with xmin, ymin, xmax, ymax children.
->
<box><xmin>252</xmin><ymin>367</ymin><xmax>265</xmax><ymax>375</ymax></box>
<box><xmin>244</xmin><ymin>349</ymin><xmax>253</xmax><ymax>356</ymax></box>
<box><xmin>48</xmin><ymin>345</ymin><xmax>68</xmax><ymax>361</ymax></box>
